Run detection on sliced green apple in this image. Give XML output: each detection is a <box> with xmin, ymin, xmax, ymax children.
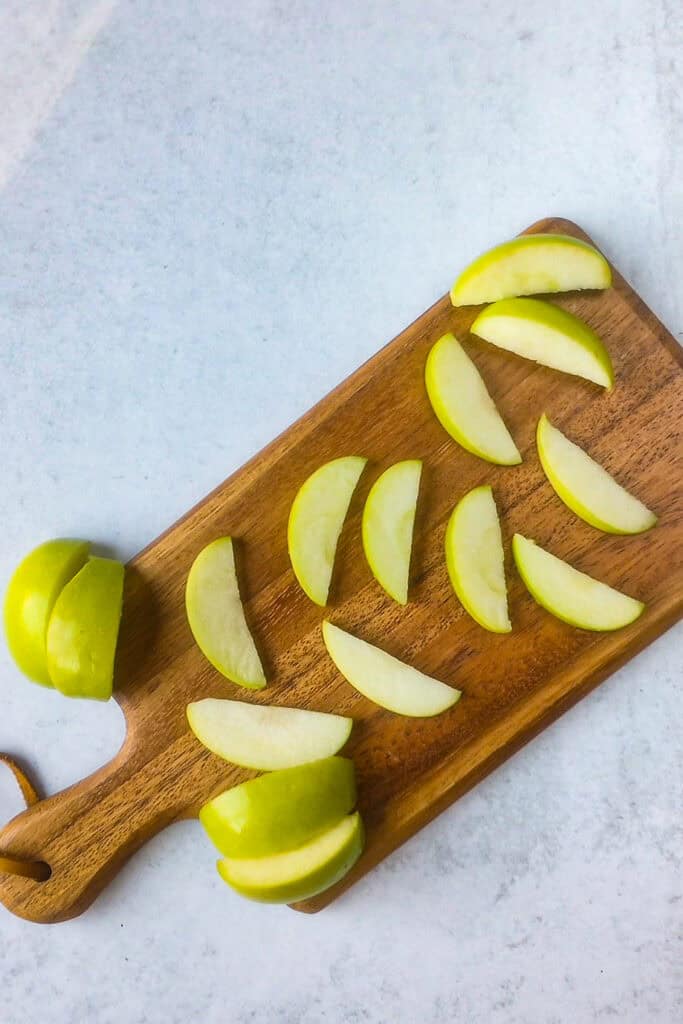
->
<box><xmin>288</xmin><ymin>456</ymin><xmax>367</xmax><ymax>605</ymax></box>
<box><xmin>451</xmin><ymin>233</ymin><xmax>612</xmax><ymax>306</ymax></box>
<box><xmin>187</xmin><ymin>698</ymin><xmax>353</xmax><ymax>770</ymax></box>
<box><xmin>537</xmin><ymin>414</ymin><xmax>657</xmax><ymax>535</ymax></box>
<box><xmin>4</xmin><ymin>538</ymin><xmax>91</xmax><ymax>686</ymax></box>
<box><xmin>362</xmin><ymin>460</ymin><xmax>422</xmax><ymax>604</ymax></box>
<box><xmin>200</xmin><ymin>756</ymin><xmax>356</xmax><ymax>858</ymax></box>
<box><xmin>512</xmin><ymin>534</ymin><xmax>644</xmax><ymax>631</ymax></box>
<box><xmin>445</xmin><ymin>485</ymin><xmax>511</xmax><ymax>633</ymax></box>
<box><xmin>217</xmin><ymin>811</ymin><xmax>364</xmax><ymax>904</ymax></box>
<box><xmin>425</xmin><ymin>333</ymin><xmax>521</xmax><ymax>465</ymax></box>
<box><xmin>471</xmin><ymin>298</ymin><xmax>614</xmax><ymax>388</ymax></box>
<box><xmin>46</xmin><ymin>556</ymin><xmax>125</xmax><ymax>700</ymax></box>
<box><xmin>322</xmin><ymin>620</ymin><xmax>460</xmax><ymax>717</ymax></box>
<box><xmin>186</xmin><ymin>537</ymin><xmax>265</xmax><ymax>690</ymax></box>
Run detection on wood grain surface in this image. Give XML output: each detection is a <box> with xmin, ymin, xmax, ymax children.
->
<box><xmin>0</xmin><ymin>218</ymin><xmax>681</xmax><ymax>923</ymax></box>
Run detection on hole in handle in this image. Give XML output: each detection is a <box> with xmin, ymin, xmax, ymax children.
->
<box><xmin>0</xmin><ymin>752</ymin><xmax>52</xmax><ymax>881</ymax></box>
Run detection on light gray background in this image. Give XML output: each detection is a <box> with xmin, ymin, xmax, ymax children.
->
<box><xmin>0</xmin><ymin>2</ymin><xmax>681</xmax><ymax>1022</ymax></box>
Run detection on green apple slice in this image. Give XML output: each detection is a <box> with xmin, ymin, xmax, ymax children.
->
<box><xmin>46</xmin><ymin>556</ymin><xmax>125</xmax><ymax>700</ymax></box>
<box><xmin>362</xmin><ymin>460</ymin><xmax>422</xmax><ymax>604</ymax></box>
<box><xmin>4</xmin><ymin>538</ymin><xmax>91</xmax><ymax>686</ymax></box>
<box><xmin>470</xmin><ymin>298</ymin><xmax>614</xmax><ymax>389</ymax></box>
<box><xmin>425</xmin><ymin>333</ymin><xmax>521</xmax><ymax>465</ymax></box>
<box><xmin>186</xmin><ymin>537</ymin><xmax>265</xmax><ymax>690</ymax></box>
<box><xmin>322</xmin><ymin>620</ymin><xmax>460</xmax><ymax>717</ymax></box>
<box><xmin>512</xmin><ymin>534</ymin><xmax>644</xmax><ymax>631</ymax></box>
<box><xmin>451</xmin><ymin>233</ymin><xmax>611</xmax><ymax>306</ymax></box>
<box><xmin>537</xmin><ymin>415</ymin><xmax>657</xmax><ymax>535</ymax></box>
<box><xmin>200</xmin><ymin>757</ymin><xmax>356</xmax><ymax>858</ymax></box>
<box><xmin>288</xmin><ymin>456</ymin><xmax>367</xmax><ymax>605</ymax></box>
<box><xmin>445</xmin><ymin>485</ymin><xmax>511</xmax><ymax>633</ymax></box>
<box><xmin>217</xmin><ymin>811</ymin><xmax>364</xmax><ymax>904</ymax></box>
<box><xmin>187</xmin><ymin>698</ymin><xmax>353</xmax><ymax>770</ymax></box>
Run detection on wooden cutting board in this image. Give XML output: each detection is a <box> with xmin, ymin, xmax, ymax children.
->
<box><xmin>1</xmin><ymin>218</ymin><xmax>681</xmax><ymax>924</ymax></box>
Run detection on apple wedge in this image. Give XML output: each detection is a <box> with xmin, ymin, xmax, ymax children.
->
<box><xmin>187</xmin><ymin>698</ymin><xmax>353</xmax><ymax>770</ymax></box>
<box><xmin>425</xmin><ymin>333</ymin><xmax>521</xmax><ymax>465</ymax></box>
<box><xmin>470</xmin><ymin>298</ymin><xmax>614</xmax><ymax>389</ymax></box>
<box><xmin>362</xmin><ymin>460</ymin><xmax>422</xmax><ymax>604</ymax></box>
<box><xmin>537</xmin><ymin>414</ymin><xmax>657</xmax><ymax>534</ymax></box>
<box><xmin>322</xmin><ymin>620</ymin><xmax>460</xmax><ymax>717</ymax></box>
<box><xmin>288</xmin><ymin>456</ymin><xmax>367</xmax><ymax>605</ymax></box>
<box><xmin>451</xmin><ymin>233</ymin><xmax>611</xmax><ymax>306</ymax></box>
<box><xmin>445</xmin><ymin>486</ymin><xmax>511</xmax><ymax>633</ymax></box>
<box><xmin>217</xmin><ymin>811</ymin><xmax>364</xmax><ymax>904</ymax></box>
<box><xmin>186</xmin><ymin>537</ymin><xmax>265</xmax><ymax>690</ymax></box>
<box><xmin>512</xmin><ymin>534</ymin><xmax>644</xmax><ymax>631</ymax></box>
<box><xmin>200</xmin><ymin>757</ymin><xmax>356</xmax><ymax>858</ymax></box>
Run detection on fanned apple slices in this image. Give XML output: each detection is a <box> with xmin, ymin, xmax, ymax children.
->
<box><xmin>362</xmin><ymin>460</ymin><xmax>422</xmax><ymax>604</ymax></box>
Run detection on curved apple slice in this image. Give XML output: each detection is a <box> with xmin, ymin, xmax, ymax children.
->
<box><xmin>322</xmin><ymin>620</ymin><xmax>460</xmax><ymax>717</ymax></box>
<box><xmin>217</xmin><ymin>812</ymin><xmax>364</xmax><ymax>904</ymax></box>
<box><xmin>445</xmin><ymin>485</ymin><xmax>511</xmax><ymax>633</ymax></box>
<box><xmin>187</xmin><ymin>698</ymin><xmax>353</xmax><ymax>770</ymax></box>
<box><xmin>186</xmin><ymin>537</ymin><xmax>265</xmax><ymax>690</ymax></box>
<box><xmin>451</xmin><ymin>233</ymin><xmax>611</xmax><ymax>306</ymax></box>
<box><xmin>288</xmin><ymin>456</ymin><xmax>367</xmax><ymax>605</ymax></box>
<box><xmin>471</xmin><ymin>298</ymin><xmax>614</xmax><ymax>389</ymax></box>
<box><xmin>425</xmin><ymin>334</ymin><xmax>521</xmax><ymax>465</ymax></box>
<box><xmin>537</xmin><ymin>415</ymin><xmax>657</xmax><ymax>535</ymax></box>
<box><xmin>512</xmin><ymin>534</ymin><xmax>644</xmax><ymax>631</ymax></box>
<box><xmin>362</xmin><ymin>460</ymin><xmax>422</xmax><ymax>604</ymax></box>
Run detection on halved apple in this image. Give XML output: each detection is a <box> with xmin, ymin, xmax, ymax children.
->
<box><xmin>445</xmin><ymin>485</ymin><xmax>511</xmax><ymax>633</ymax></box>
<box><xmin>425</xmin><ymin>333</ymin><xmax>521</xmax><ymax>465</ymax></box>
<box><xmin>322</xmin><ymin>620</ymin><xmax>460</xmax><ymax>717</ymax></box>
<box><xmin>46</xmin><ymin>556</ymin><xmax>125</xmax><ymax>700</ymax></box>
<box><xmin>4</xmin><ymin>539</ymin><xmax>91</xmax><ymax>686</ymax></box>
<box><xmin>451</xmin><ymin>233</ymin><xmax>611</xmax><ymax>306</ymax></box>
<box><xmin>288</xmin><ymin>456</ymin><xmax>367</xmax><ymax>605</ymax></box>
<box><xmin>186</xmin><ymin>537</ymin><xmax>265</xmax><ymax>690</ymax></box>
<box><xmin>187</xmin><ymin>698</ymin><xmax>353</xmax><ymax>770</ymax></box>
<box><xmin>471</xmin><ymin>298</ymin><xmax>614</xmax><ymax>389</ymax></box>
<box><xmin>512</xmin><ymin>534</ymin><xmax>644</xmax><ymax>631</ymax></box>
<box><xmin>362</xmin><ymin>460</ymin><xmax>422</xmax><ymax>604</ymax></box>
<box><xmin>217</xmin><ymin>811</ymin><xmax>364</xmax><ymax>904</ymax></box>
<box><xmin>200</xmin><ymin>757</ymin><xmax>356</xmax><ymax>858</ymax></box>
<box><xmin>537</xmin><ymin>414</ymin><xmax>657</xmax><ymax>534</ymax></box>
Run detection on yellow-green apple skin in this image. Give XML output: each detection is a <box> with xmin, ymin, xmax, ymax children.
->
<box><xmin>362</xmin><ymin>460</ymin><xmax>422</xmax><ymax>604</ymax></box>
<box><xmin>537</xmin><ymin>415</ymin><xmax>657</xmax><ymax>534</ymax></box>
<box><xmin>322</xmin><ymin>620</ymin><xmax>461</xmax><ymax>717</ymax></box>
<box><xmin>46</xmin><ymin>556</ymin><xmax>125</xmax><ymax>700</ymax></box>
<box><xmin>200</xmin><ymin>757</ymin><xmax>356</xmax><ymax>858</ymax></box>
<box><xmin>445</xmin><ymin>486</ymin><xmax>511</xmax><ymax>633</ymax></box>
<box><xmin>187</xmin><ymin>698</ymin><xmax>353</xmax><ymax>770</ymax></box>
<box><xmin>288</xmin><ymin>456</ymin><xmax>367</xmax><ymax>605</ymax></box>
<box><xmin>217</xmin><ymin>812</ymin><xmax>364</xmax><ymax>903</ymax></box>
<box><xmin>185</xmin><ymin>537</ymin><xmax>265</xmax><ymax>690</ymax></box>
<box><xmin>4</xmin><ymin>539</ymin><xmax>91</xmax><ymax>686</ymax></box>
<box><xmin>451</xmin><ymin>234</ymin><xmax>612</xmax><ymax>306</ymax></box>
<box><xmin>512</xmin><ymin>534</ymin><xmax>644</xmax><ymax>631</ymax></box>
<box><xmin>425</xmin><ymin>334</ymin><xmax>521</xmax><ymax>466</ymax></box>
<box><xmin>470</xmin><ymin>298</ymin><xmax>614</xmax><ymax>389</ymax></box>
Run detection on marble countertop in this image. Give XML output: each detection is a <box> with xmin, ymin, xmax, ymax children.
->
<box><xmin>0</xmin><ymin>2</ymin><xmax>681</xmax><ymax>1021</ymax></box>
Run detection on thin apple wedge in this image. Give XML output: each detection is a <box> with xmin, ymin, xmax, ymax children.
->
<box><xmin>322</xmin><ymin>620</ymin><xmax>460</xmax><ymax>717</ymax></box>
<box><xmin>537</xmin><ymin>415</ymin><xmax>657</xmax><ymax>534</ymax></box>
<box><xmin>362</xmin><ymin>460</ymin><xmax>422</xmax><ymax>604</ymax></box>
<box><xmin>425</xmin><ymin>333</ymin><xmax>521</xmax><ymax>466</ymax></box>
<box><xmin>451</xmin><ymin>233</ymin><xmax>611</xmax><ymax>306</ymax></box>
<box><xmin>512</xmin><ymin>534</ymin><xmax>644</xmax><ymax>631</ymax></box>
<box><xmin>187</xmin><ymin>698</ymin><xmax>353</xmax><ymax>770</ymax></box>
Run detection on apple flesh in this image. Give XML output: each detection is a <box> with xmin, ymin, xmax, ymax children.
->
<box><xmin>362</xmin><ymin>460</ymin><xmax>422</xmax><ymax>604</ymax></box>
<box><xmin>425</xmin><ymin>333</ymin><xmax>521</xmax><ymax>465</ymax></box>
<box><xmin>512</xmin><ymin>534</ymin><xmax>644</xmax><ymax>631</ymax></box>
<box><xmin>451</xmin><ymin>233</ymin><xmax>612</xmax><ymax>306</ymax></box>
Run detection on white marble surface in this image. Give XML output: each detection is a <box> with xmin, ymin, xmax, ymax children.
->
<box><xmin>0</xmin><ymin>1</ymin><xmax>681</xmax><ymax>1021</ymax></box>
